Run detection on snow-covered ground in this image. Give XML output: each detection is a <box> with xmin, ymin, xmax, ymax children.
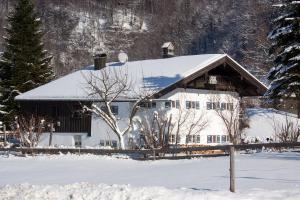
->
<box><xmin>1</xmin><ymin>108</ymin><xmax>300</xmax><ymax>199</ymax></box>
<box><xmin>243</xmin><ymin>108</ymin><xmax>299</xmax><ymax>142</ymax></box>
<box><xmin>0</xmin><ymin>151</ymin><xmax>300</xmax><ymax>199</ymax></box>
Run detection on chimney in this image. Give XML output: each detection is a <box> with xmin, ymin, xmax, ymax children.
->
<box><xmin>161</xmin><ymin>42</ymin><xmax>175</xmax><ymax>58</ymax></box>
<box><xmin>94</xmin><ymin>53</ymin><xmax>107</xmax><ymax>70</ymax></box>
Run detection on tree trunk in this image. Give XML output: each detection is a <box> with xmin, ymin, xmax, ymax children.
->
<box><xmin>297</xmin><ymin>98</ymin><xmax>300</xmax><ymax>119</ymax></box>
<box><xmin>118</xmin><ymin>135</ymin><xmax>125</xmax><ymax>150</ymax></box>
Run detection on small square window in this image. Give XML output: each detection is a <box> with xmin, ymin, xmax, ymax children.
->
<box><xmin>100</xmin><ymin>140</ymin><xmax>105</xmax><ymax>146</ymax></box>
<box><xmin>227</xmin><ymin>103</ymin><xmax>234</xmax><ymax>111</ymax></box>
<box><xmin>111</xmin><ymin>106</ymin><xmax>118</xmax><ymax>115</ymax></box>
<box><xmin>111</xmin><ymin>140</ymin><xmax>118</xmax><ymax>148</ymax></box>
<box><xmin>165</xmin><ymin>101</ymin><xmax>171</xmax><ymax>108</ymax></box>
<box><xmin>213</xmin><ymin>102</ymin><xmax>220</xmax><ymax>110</ymax></box>
<box><xmin>151</xmin><ymin>102</ymin><xmax>156</xmax><ymax>108</ymax></box>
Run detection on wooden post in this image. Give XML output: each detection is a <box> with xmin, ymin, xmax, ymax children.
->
<box><xmin>3</xmin><ymin>125</ymin><xmax>7</xmax><ymax>146</ymax></box>
<box><xmin>49</xmin><ymin>123</ymin><xmax>53</xmax><ymax>146</ymax></box>
<box><xmin>229</xmin><ymin>146</ymin><xmax>235</xmax><ymax>192</ymax></box>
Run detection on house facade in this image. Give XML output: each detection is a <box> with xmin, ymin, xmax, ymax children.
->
<box><xmin>15</xmin><ymin>48</ymin><xmax>267</xmax><ymax>148</ymax></box>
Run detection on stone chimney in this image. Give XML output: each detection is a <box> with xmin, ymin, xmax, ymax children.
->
<box><xmin>161</xmin><ymin>42</ymin><xmax>175</xmax><ymax>58</ymax></box>
<box><xmin>94</xmin><ymin>53</ymin><xmax>107</xmax><ymax>70</ymax></box>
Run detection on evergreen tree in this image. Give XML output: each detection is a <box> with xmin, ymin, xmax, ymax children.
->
<box><xmin>266</xmin><ymin>1</ymin><xmax>300</xmax><ymax>118</ymax></box>
<box><xmin>0</xmin><ymin>0</ymin><xmax>53</xmax><ymax>125</ymax></box>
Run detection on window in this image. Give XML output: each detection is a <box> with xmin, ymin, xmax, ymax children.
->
<box><xmin>191</xmin><ymin>101</ymin><xmax>195</xmax><ymax>109</ymax></box>
<box><xmin>186</xmin><ymin>101</ymin><xmax>191</xmax><ymax>109</ymax></box>
<box><xmin>151</xmin><ymin>102</ymin><xmax>156</xmax><ymax>108</ymax></box>
<box><xmin>169</xmin><ymin>134</ymin><xmax>176</xmax><ymax>143</ymax></box>
<box><xmin>217</xmin><ymin>135</ymin><xmax>221</xmax><ymax>143</ymax></box>
<box><xmin>196</xmin><ymin>135</ymin><xmax>201</xmax><ymax>143</ymax></box>
<box><xmin>111</xmin><ymin>106</ymin><xmax>118</xmax><ymax>115</ymax></box>
<box><xmin>100</xmin><ymin>140</ymin><xmax>105</xmax><ymax>146</ymax></box>
<box><xmin>186</xmin><ymin>135</ymin><xmax>192</xmax><ymax>143</ymax></box>
<box><xmin>227</xmin><ymin>103</ymin><xmax>234</xmax><ymax>111</ymax></box>
<box><xmin>207</xmin><ymin>135</ymin><xmax>212</xmax><ymax>143</ymax></box>
<box><xmin>213</xmin><ymin>102</ymin><xmax>220</xmax><ymax>110</ymax></box>
<box><xmin>192</xmin><ymin>135</ymin><xmax>196</xmax><ymax>143</ymax></box>
<box><xmin>221</xmin><ymin>103</ymin><xmax>226</xmax><ymax>110</ymax></box>
<box><xmin>74</xmin><ymin>135</ymin><xmax>82</xmax><ymax>148</ymax></box>
<box><xmin>176</xmin><ymin>100</ymin><xmax>180</xmax><ymax>108</ymax></box>
<box><xmin>105</xmin><ymin>140</ymin><xmax>110</xmax><ymax>146</ymax></box>
<box><xmin>165</xmin><ymin>101</ymin><xmax>171</xmax><ymax>108</ymax></box>
<box><xmin>171</xmin><ymin>101</ymin><xmax>176</xmax><ymax>108</ymax></box>
<box><xmin>207</xmin><ymin>102</ymin><xmax>212</xmax><ymax>110</ymax></box>
<box><xmin>221</xmin><ymin>135</ymin><xmax>228</xmax><ymax>143</ymax></box>
<box><xmin>196</xmin><ymin>101</ymin><xmax>200</xmax><ymax>110</ymax></box>
<box><xmin>177</xmin><ymin>135</ymin><xmax>181</xmax><ymax>143</ymax></box>
<box><xmin>111</xmin><ymin>140</ymin><xmax>118</xmax><ymax>148</ymax></box>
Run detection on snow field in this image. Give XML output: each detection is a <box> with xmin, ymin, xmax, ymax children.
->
<box><xmin>1</xmin><ymin>182</ymin><xmax>300</xmax><ymax>200</ymax></box>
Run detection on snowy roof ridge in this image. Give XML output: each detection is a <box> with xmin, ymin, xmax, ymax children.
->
<box><xmin>15</xmin><ymin>54</ymin><xmax>266</xmax><ymax>101</ymax></box>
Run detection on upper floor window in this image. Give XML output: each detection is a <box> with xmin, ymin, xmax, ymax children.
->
<box><xmin>176</xmin><ymin>100</ymin><xmax>180</xmax><ymax>108</ymax></box>
<box><xmin>196</xmin><ymin>101</ymin><xmax>200</xmax><ymax>110</ymax></box>
<box><xmin>186</xmin><ymin>101</ymin><xmax>191</xmax><ymax>109</ymax></box>
<box><xmin>165</xmin><ymin>101</ymin><xmax>171</xmax><ymax>108</ymax></box>
<box><xmin>207</xmin><ymin>102</ymin><xmax>212</xmax><ymax>110</ymax></box>
<box><xmin>221</xmin><ymin>102</ymin><xmax>226</xmax><ymax>110</ymax></box>
<box><xmin>227</xmin><ymin>103</ymin><xmax>234</xmax><ymax>111</ymax></box>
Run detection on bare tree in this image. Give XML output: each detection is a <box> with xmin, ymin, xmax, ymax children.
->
<box><xmin>15</xmin><ymin>115</ymin><xmax>46</xmax><ymax>148</ymax></box>
<box><xmin>135</xmin><ymin>104</ymin><xmax>208</xmax><ymax>149</ymax></box>
<box><xmin>272</xmin><ymin>114</ymin><xmax>300</xmax><ymax>143</ymax></box>
<box><xmin>183</xmin><ymin>111</ymin><xmax>208</xmax><ymax>146</ymax></box>
<box><xmin>135</xmin><ymin>109</ymin><xmax>172</xmax><ymax>149</ymax></box>
<box><xmin>83</xmin><ymin>68</ymin><xmax>152</xmax><ymax>149</ymax></box>
<box><xmin>212</xmin><ymin>95</ymin><xmax>242</xmax><ymax>145</ymax></box>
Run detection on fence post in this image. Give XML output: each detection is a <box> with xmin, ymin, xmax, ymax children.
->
<box><xmin>229</xmin><ymin>146</ymin><xmax>235</xmax><ymax>192</ymax></box>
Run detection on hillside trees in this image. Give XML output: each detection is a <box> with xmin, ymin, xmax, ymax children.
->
<box><xmin>0</xmin><ymin>0</ymin><xmax>53</xmax><ymax>125</ymax></box>
<box><xmin>265</xmin><ymin>1</ymin><xmax>300</xmax><ymax>118</ymax></box>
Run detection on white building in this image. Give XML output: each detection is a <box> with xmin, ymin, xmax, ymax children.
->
<box><xmin>15</xmin><ymin>47</ymin><xmax>267</xmax><ymax>148</ymax></box>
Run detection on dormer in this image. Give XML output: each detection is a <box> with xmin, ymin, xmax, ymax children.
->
<box><xmin>161</xmin><ymin>42</ymin><xmax>175</xmax><ymax>58</ymax></box>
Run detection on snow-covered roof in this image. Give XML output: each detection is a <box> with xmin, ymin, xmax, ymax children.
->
<box><xmin>161</xmin><ymin>42</ymin><xmax>173</xmax><ymax>49</ymax></box>
<box><xmin>15</xmin><ymin>54</ymin><xmax>266</xmax><ymax>101</ymax></box>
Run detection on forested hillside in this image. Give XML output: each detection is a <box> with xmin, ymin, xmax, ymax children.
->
<box><xmin>0</xmin><ymin>0</ymin><xmax>276</xmax><ymax>80</ymax></box>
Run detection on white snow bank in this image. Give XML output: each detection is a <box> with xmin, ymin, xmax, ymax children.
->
<box><xmin>243</xmin><ymin>108</ymin><xmax>299</xmax><ymax>142</ymax></box>
<box><xmin>1</xmin><ymin>182</ymin><xmax>300</xmax><ymax>200</ymax></box>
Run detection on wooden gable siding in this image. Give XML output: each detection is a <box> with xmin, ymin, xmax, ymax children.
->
<box><xmin>154</xmin><ymin>56</ymin><xmax>266</xmax><ymax>98</ymax></box>
<box><xmin>19</xmin><ymin>101</ymin><xmax>92</xmax><ymax>136</ymax></box>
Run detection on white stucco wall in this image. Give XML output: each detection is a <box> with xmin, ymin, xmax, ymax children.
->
<box><xmin>37</xmin><ymin>88</ymin><xmax>239</xmax><ymax>148</ymax></box>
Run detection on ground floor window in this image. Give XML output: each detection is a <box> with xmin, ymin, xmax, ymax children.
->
<box><xmin>74</xmin><ymin>135</ymin><xmax>82</xmax><ymax>148</ymax></box>
<box><xmin>207</xmin><ymin>135</ymin><xmax>229</xmax><ymax>143</ymax></box>
<box><xmin>186</xmin><ymin>135</ymin><xmax>201</xmax><ymax>143</ymax></box>
<box><xmin>100</xmin><ymin>139</ymin><xmax>118</xmax><ymax>148</ymax></box>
